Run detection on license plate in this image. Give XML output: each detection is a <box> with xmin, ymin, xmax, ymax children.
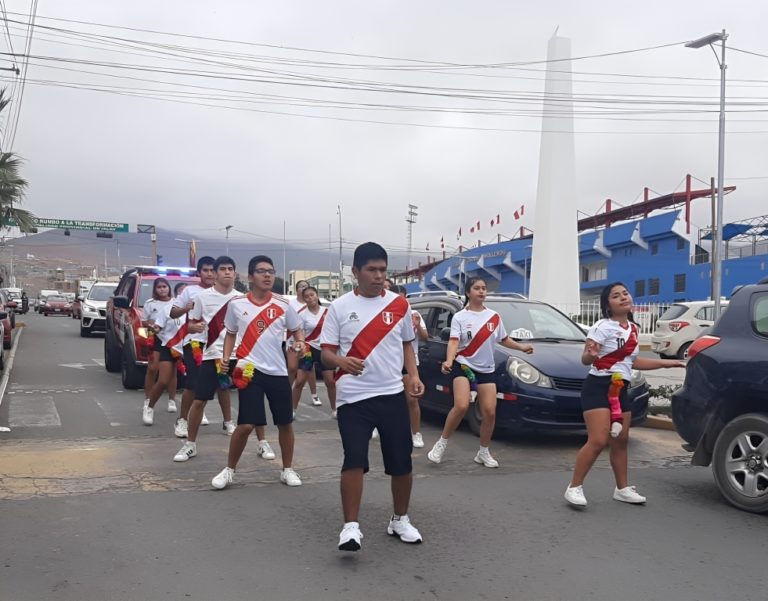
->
<box><xmin>54</xmin><ymin>308</ymin><xmax>61</xmax><ymax>312</ymax></box>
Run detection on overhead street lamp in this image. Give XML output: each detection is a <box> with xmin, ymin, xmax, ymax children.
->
<box><xmin>225</xmin><ymin>225</ymin><xmax>233</xmax><ymax>255</ymax></box>
<box><xmin>686</xmin><ymin>30</ymin><xmax>727</xmax><ymax>318</ymax></box>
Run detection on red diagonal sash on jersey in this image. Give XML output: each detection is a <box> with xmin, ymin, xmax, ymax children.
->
<box><xmin>335</xmin><ymin>296</ymin><xmax>409</xmax><ymax>381</ymax></box>
<box><xmin>235</xmin><ymin>302</ymin><xmax>285</xmax><ymax>359</ymax></box>
<box><xmin>593</xmin><ymin>324</ymin><xmax>638</xmax><ymax>371</ymax></box>
<box><xmin>457</xmin><ymin>313</ymin><xmax>501</xmax><ymax>358</ymax></box>
<box><xmin>165</xmin><ymin>321</ymin><xmax>189</xmax><ymax>349</ymax></box>
<box><xmin>206</xmin><ymin>301</ymin><xmax>234</xmax><ymax>348</ymax></box>
<box><xmin>305</xmin><ymin>309</ymin><xmax>327</xmax><ymax>343</ymax></box>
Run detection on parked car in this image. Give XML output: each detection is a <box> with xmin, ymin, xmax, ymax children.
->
<box><xmin>408</xmin><ymin>292</ymin><xmax>650</xmax><ymax>434</ymax></box>
<box><xmin>651</xmin><ymin>300</ymin><xmax>728</xmax><ymax>359</ymax></box>
<box><xmin>0</xmin><ymin>289</ymin><xmax>16</xmax><ymax>335</ymax></box>
<box><xmin>0</xmin><ymin>310</ymin><xmax>6</xmax><ymax>368</ymax></box>
<box><xmin>671</xmin><ymin>277</ymin><xmax>768</xmax><ymax>514</ymax></box>
<box><xmin>42</xmin><ymin>294</ymin><xmax>72</xmax><ymax>317</ymax></box>
<box><xmin>105</xmin><ymin>266</ymin><xmax>199</xmax><ymax>389</ymax></box>
<box><xmin>80</xmin><ymin>282</ymin><xmax>116</xmax><ymax>337</ymax></box>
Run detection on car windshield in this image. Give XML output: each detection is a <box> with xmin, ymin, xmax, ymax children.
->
<box><xmin>88</xmin><ymin>286</ymin><xmax>114</xmax><ymax>301</ymax></box>
<box><xmin>137</xmin><ymin>278</ymin><xmax>194</xmax><ymax>308</ymax></box>
<box><xmin>7</xmin><ymin>292</ymin><xmax>21</xmax><ymax>299</ymax></box>
<box><xmin>48</xmin><ymin>295</ymin><xmax>66</xmax><ymax>302</ymax></box>
<box><xmin>485</xmin><ymin>300</ymin><xmax>586</xmax><ymax>341</ymax></box>
<box><xmin>658</xmin><ymin>304</ymin><xmax>689</xmax><ymax>320</ymax></box>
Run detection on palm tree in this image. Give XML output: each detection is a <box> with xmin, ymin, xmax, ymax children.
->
<box><xmin>0</xmin><ymin>89</ymin><xmax>35</xmax><ymax>233</ymax></box>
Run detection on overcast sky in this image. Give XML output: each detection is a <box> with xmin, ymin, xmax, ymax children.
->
<box><xmin>3</xmin><ymin>0</ymin><xmax>767</xmax><ymax>267</ymax></box>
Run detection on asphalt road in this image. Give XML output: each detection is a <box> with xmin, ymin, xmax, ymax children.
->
<box><xmin>1</xmin><ymin>313</ymin><xmax>765</xmax><ymax>601</ymax></box>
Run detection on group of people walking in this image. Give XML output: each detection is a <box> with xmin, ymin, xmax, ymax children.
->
<box><xmin>138</xmin><ymin>241</ymin><xmax>684</xmax><ymax>551</ymax></box>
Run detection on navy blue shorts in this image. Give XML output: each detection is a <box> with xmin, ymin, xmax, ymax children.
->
<box><xmin>195</xmin><ymin>359</ymin><xmax>236</xmax><ymax>402</ymax></box>
<box><xmin>451</xmin><ymin>363</ymin><xmax>496</xmax><ymax>385</ymax></box>
<box><xmin>237</xmin><ymin>370</ymin><xmax>293</xmax><ymax>427</ymax></box>
<box><xmin>337</xmin><ymin>393</ymin><xmax>412</xmax><ymax>476</ymax></box>
<box><xmin>581</xmin><ymin>374</ymin><xmax>630</xmax><ymax>412</ymax></box>
<box><xmin>183</xmin><ymin>344</ymin><xmax>201</xmax><ymax>389</ymax></box>
<box><xmin>304</xmin><ymin>346</ymin><xmax>332</xmax><ymax>377</ymax></box>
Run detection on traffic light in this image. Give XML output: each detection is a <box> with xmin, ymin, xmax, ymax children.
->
<box><xmin>96</xmin><ymin>232</ymin><xmax>113</xmax><ymax>239</ymax></box>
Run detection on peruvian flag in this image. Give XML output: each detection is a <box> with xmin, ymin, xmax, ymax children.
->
<box><xmin>476</xmin><ymin>220</ymin><xmax>481</xmax><ymax>230</ymax></box>
<box><xmin>425</xmin><ymin>242</ymin><xmax>430</xmax><ymax>251</ymax></box>
<box><xmin>457</xmin><ymin>227</ymin><xmax>462</xmax><ymax>239</ymax></box>
<box><xmin>514</xmin><ymin>205</ymin><xmax>525</xmax><ymax>220</ymax></box>
<box><xmin>440</xmin><ymin>236</ymin><xmax>445</xmax><ymax>249</ymax></box>
<box><xmin>470</xmin><ymin>225</ymin><xmax>475</xmax><ymax>234</ymax></box>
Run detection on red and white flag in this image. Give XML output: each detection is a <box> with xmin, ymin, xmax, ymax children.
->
<box><xmin>476</xmin><ymin>220</ymin><xmax>481</xmax><ymax>230</ymax></box>
<box><xmin>514</xmin><ymin>205</ymin><xmax>525</xmax><ymax>220</ymax></box>
<box><xmin>457</xmin><ymin>227</ymin><xmax>462</xmax><ymax>239</ymax></box>
<box><xmin>440</xmin><ymin>236</ymin><xmax>445</xmax><ymax>249</ymax></box>
<box><xmin>470</xmin><ymin>225</ymin><xmax>475</xmax><ymax>234</ymax></box>
<box><xmin>425</xmin><ymin>242</ymin><xmax>429</xmax><ymax>251</ymax></box>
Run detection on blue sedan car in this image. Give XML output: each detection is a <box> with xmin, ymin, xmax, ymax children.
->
<box><xmin>409</xmin><ymin>292</ymin><xmax>649</xmax><ymax>435</ymax></box>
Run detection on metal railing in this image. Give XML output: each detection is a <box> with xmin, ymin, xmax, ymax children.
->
<box><xmin>555</xmin><ymin>300</ymin><xmax>671</xmax><ymax>335</ymax></box>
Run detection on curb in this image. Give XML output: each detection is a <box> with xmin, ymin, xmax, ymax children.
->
<box><xmin>641</xmin><ymin>414</ymin><xmax>675</xmax><ymax>431</ymax></box>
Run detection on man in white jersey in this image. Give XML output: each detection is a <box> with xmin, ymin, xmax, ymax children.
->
<box><xmin>321</xmin><ymin>242</ymin><xmax>425</xmax><ymax>552</ymax></box>
<box><xmin>173</xmin><ymin>256</ymin><xmax>240</xmax><ymax>462</ymax></box>
<box><xmin>211</xmin><ymin>255</ymin><xmax>305</xmax><ymax>489</ymax></box>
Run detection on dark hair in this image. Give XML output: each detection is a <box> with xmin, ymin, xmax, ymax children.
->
<box><xmin>213</xmin><ymin>255</ymin><xmax>236</xmax><ymax>271</ymax></box>
<box><xmin>599</xmin><ymin>281</ymin><xmax>635</xmax><ymax>323</ymax></box>
<box><xmin>353</xmin><ymin>242</ymin><xmax>387</xmax><ymax>269</ymax></box>
<box><xmin>463</xmin><ymin>277</ymin><xmax>486</xmax><ymax>307</ymax></box>
<box><xmin>302</xmin><ymin>286</ymin><xmax>319</xmax><ymax>299</ymax></box>
<box><xmin>173</xmin><ymin>282</ymin><xmax>187</xmax><ymax>296</ymax></box>
<box><xmin>248</xmin><ymin>255</ymin><xmax>273</xmax><ymax>275</ymax></box>
<box><xmin>384</xmin><ymin>278</ymin><xmax>395</xmax><ymax>288</ymax></box>
<box><xmin>295</xmin><ymin>279</ymin><xmax>309</xmax><ymax>288</ymax></box>
<box><xmin>196</xmin><ymin>256</ymin><xmax>215</xmax><ymax>273</ymax></box>
<box><xmin>391</xmin><ymin>284</ymin><xmax>406</xmax><ymax>296</ymax></box>
<box><xmin>152</xmin><ymin>277</ymin><xmax>172</xmax><ymax>301</ymax></box>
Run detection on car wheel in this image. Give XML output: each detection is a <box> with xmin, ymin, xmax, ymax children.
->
<box><xmin>712</xmin><ymin>413</ymin><xmax>768</xmax><ymax>514</ymax></box>
<box><xmin>677</xmin><ymin>342</ymin><xmax>692</xmax><ymax>360</ymax></box>
<box><xmin>80</xmin><ymin>324</ymin><xmax>90</xmax><ymax>337</ymax></box>
<box><xmin>120</xmin><ymin>342</ymin><xmax>145</xmax><ymax>389</ymax></box>
<box><xmin>9</xmin><ymin>313</ymin><xmax>15</xmax><ymax>329</ymax></box>
<box><xmin>0</xmin><ymin>349</ymin><xmax>4</xmax><ymax>370</ymax></box>
<box><xmin>465</xmin><ymin>396</ymin><xmax>483</xmax><ymax>437</ymax></box>
<box><xmin>104</xmin><ymin>327</ymin><xmax>121</xmax><ymax>373</ymax></box>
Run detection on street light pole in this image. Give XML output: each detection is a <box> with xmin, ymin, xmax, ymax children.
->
<box><xmin>686</xmin><ymin>30</ymin><xmax>727</xmax><ymax>318</ymax></box>
<box><xmin>225</xmin><ymin>225</ymin><xmax>233</xmax><ymax>256</ymax></box>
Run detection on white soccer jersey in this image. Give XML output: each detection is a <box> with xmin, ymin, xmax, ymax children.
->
<box><xmin>320</xmin><ymin>289</ymin><xmax>415</xmax><ymax>406</ymax></box>
<box><xmin>224</xmin><ymin>293</ymin><xmax>301</xmax><ymax>376</ymax></box>
<box><xmin>142</xmin><ymin>298</ymin><xmax>172</xmax><ymax>324</ymax></box>
<box><xmin>587</xmin><ymin>319</ymin><xmax>639</xmax><ymax>380</ymax></box>
<box><xmin>172</xmin><ymin>284</ymin><xmax>208</xmax><ymax>344</ymax></box>
<box><xmin>189</xmin><ymin>287</ymin><xmax>241</xmax><ymax>361</ymax></box>
<box><xmin>300</xmin><ymin>306</ymin><xmax>328</xmax><ymax>351</ymax></box>
<box><xmin>154</xmin><ymin>303</ymin><xmax>184</xmax><ymax>352</ymax></box>
<box><xmin>450</xmin><ymin>307</ymin><xmax>508</xmax><ymax>374</ymax></box>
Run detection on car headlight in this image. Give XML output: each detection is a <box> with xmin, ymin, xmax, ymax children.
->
<box><xmin>83</xmin><ymin>303</ymin><xmax>96</xmax><ymax>312</ymax></box>
<box><xmin>630</xmin><ymin>369</ymin><xmax>646</xmax><ymax>388</ymax></box>
<box><xmin>506</xmin><ymin>357</ymin><xmax>552</xmax><ymax>388</ymax></box>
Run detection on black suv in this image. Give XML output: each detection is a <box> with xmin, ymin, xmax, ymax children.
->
<box><xmin>672</xmin><ymin>278</ymin><xmax>768</xmax><ymax>514</ymax></box>
<box><xmin>409</xmin><ymin>292</ymin><xmax>649</xmax><ymax>435</ymax></box>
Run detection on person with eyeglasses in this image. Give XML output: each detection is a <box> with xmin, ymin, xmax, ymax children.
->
<box><xmin>211</xmin><ymin>256</ymin><xmax>305</xmax><ymax>489</ymax></box>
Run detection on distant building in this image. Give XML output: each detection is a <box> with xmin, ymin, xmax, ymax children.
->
<box><xmin>288</xmin><ymin>267</ymin><xmax>353</xmax><ymax>299</ymax></box>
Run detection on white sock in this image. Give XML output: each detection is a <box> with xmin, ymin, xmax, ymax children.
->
<box><xmin>440</xmin><ymin>437</ymin><xmax>449</xmax><ymax>444</ymax></box>
<box><xmin>479</xmin><ymin>445</ymin><xmax>490</xmax><ymax>453</ymax></box>
<box><xmin>344</xmin><ymin>521</ymin><xmax>359</xmax><ymax>528</ymax></box>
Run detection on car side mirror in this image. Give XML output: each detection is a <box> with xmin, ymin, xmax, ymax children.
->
<box><xmin>76</xmin><ymin>296</ymin><xmax>83</xmax><ymax>301</ymax></box>
<box><xmin>0</xmin><ymin>311</ymin><xmax>6</xmax><ymax>320</ymax></box>
<box><xmin>440</xmin><ymin>327</ymin><xmax>451</xmax><ymax>342</ymax></box>
<box><xmin>113</xmin><ymin>295</ymin><xmax>130</xmax><ymax>309</ymax></box>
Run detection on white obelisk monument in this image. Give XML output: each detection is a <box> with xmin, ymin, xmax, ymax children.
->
<box><xmin>528</xmin><ymin>33</ymin><xmax>581</xmax><ymax>313</ymax></box>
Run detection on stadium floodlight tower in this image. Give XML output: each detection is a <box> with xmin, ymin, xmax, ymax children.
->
<box><xmin>528</xmin><ymin>32</ymin><xmax>580</xmax><ymax>315</ymax></box>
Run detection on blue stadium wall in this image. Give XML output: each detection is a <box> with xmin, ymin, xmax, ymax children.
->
<box><xmin>407</xmin><ymin>210</ymin><xmax>768</xmax><ymax>303</ymax></box>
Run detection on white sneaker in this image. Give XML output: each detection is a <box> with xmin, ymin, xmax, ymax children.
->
<box><xmin>412</xmin><ymin>432</ymin><xmax>424</xmax><ymax>448</ymax></box>
<box><xmin>473</xmin><ymin>448</ymin><xmax>499</xmax><ymax>468</ymax></box>
<box><xmin>564</xmin><ymin>484</ymin><xmax>587</xmax><ymax>507</ymax></box>
<box><xmin>201</xmin><ymin>412</ymin><xmax>209</xmax><ymax>426</ymax></box>
<box><xmin>142</xmin><ymin>405</ymin><xmax>154</xmax><ymax>426</ymax></box>
<box><xmin>311</xmin><ymin>394</ymin><xmax>322</xmax><ymax>406</ymax></box>
<box><xmin>338</xmin><ymin>522</ymin><xmax>363</xmax><ymax>552</ymax></box>
<box><xmin>143</xmin><ymin>399</ymin><xmax>149</xmax><ymax>409</ymax></box>
<box><xmin>167</xmin><ymin>399</ymin><xmax>177</xmax><ymax>413</ymax></box>
<box><xmin>610</xmin><ymin>421</ymin><xmax>623</xmax><ymax>438</ymax></box>
<box><xmin>174</xmin><ymin>418</ymin><xmax>188</xmax><ymax>438</ymax></box>
<box><xmin>211</xmin><ymin>467</ymin><xmax>234</xmax><ymax>490</ymax></box>
<box><xmin>280</xmin><ymin>467</ymin><xmax>302</xmax><ymax>486</ymax></box>
<box><xmin>257</xmin><ymin>440</ymin><xmax>276</xmax><ymax>460</ymax></box>
<box><xmin>223</xmin><ymin>420</ymin><xmax>235</xmax><ymax>435</ymax></box>
<box><xmin>427</xmin><ymin>438</ymin><xmax>448</xmax><ymax>463</ymax></box>
<box><xmin>173</xmin><ymin>441</ymin><xmax>197</xmax><ymax>462</ymax></box>
<box><xmin>387</xmin><ymin>515</ymin><xmax>422</xmax><ymax>544</ymax></box>
<box><xmin>613</xmin><ymin>485</ymin><xmax>646</xmax><ymax>504</ymax></box>
<box><xmin>371</xmin><ymin>428</ymin><xmax>379</xmax><ymax>440</ymax></box>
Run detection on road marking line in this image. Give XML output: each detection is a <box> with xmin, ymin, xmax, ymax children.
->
<box><xmin>9</xmin><ymin>395</ymin><xmax>62</xmax><ymax>427</ymax></box>
<box><xmin>0</xmin><ymin>326</ymin><xmax>24</xmax><ymax>416</ymax></box>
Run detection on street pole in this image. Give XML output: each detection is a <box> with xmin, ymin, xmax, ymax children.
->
<box><xmin>225</xmin><ymin>225</ymin><xmax>232</xmax><ymax>256</ymax></box>
<box><xmin>686</xmin><ymin>30</ymin><xmax>727</xmax><ymax>317</ymax></box>
<box><xmin>282</xmin><ymin>220</ymin><xmax>287</xmax><ymax>294</ymax></box>
<box><xmin>338</xmin><ymin>205</ymin><xmax>343</xmax><ymax>296</ymax></box>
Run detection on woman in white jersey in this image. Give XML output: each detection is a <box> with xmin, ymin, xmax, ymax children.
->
<box><xmin>427</xmin><ymin>277</ymin><xmax>533</xmax><ymax>468</ymax></box>
<box><xmin>564</xmin><ymin>282</ymin><xmax>684</xmax><ymax>508</ymax></box>
<box><xmin>141</xmin><ymin>278</ymin><xmax>176</xmax><ymax>420</ymax></box>
<box><xmin>292</xmin><ymin>286</ymin><xmax>337</xmax><ymax>416</ymax></box>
